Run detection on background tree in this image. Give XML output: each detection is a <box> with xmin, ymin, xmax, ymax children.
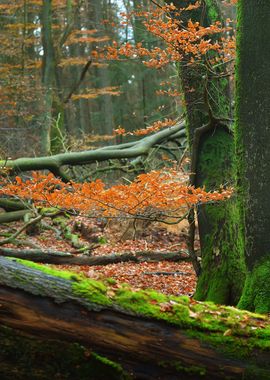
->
<box><xmin>0</xmin><ymin>0</ymin><xmax>179</xmax><ymax>157</ymax></box>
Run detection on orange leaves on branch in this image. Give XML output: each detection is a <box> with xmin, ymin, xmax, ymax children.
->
<box><xmin>113</xmin><ymin>118</ymin><xmax>176</xmax><ymax>136</ymax></box>
<box><xmin>65</xmin><ymin>29</ymin><xmax>110</xmax><ymax>46</ymax></box>
<box><xmin>71</xmin><ymin>86</ymin><xmax>121</xmax><ymax>101</ymax></box>
<box><xmin>0</xmin><ymin>170</ymin><xmax>233</xmax><ymax>220</ymax></box>
<box><xmin>96</xmin><ymin>3</ymin><xmax>235</xmax><ymax>69</ymax></box>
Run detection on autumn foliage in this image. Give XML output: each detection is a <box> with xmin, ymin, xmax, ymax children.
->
<box><xmin>0</xmin><ymin>170</ymin><xmax>232</xmax><ymax>221</ymax></box>
<box><xmin>95</xmin><ymin>2</ymin><xmax>235</xmax><ymax>69</ymax></box>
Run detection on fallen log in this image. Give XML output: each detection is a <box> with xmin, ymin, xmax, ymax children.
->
<box><xmin>0</xmin><ymin>209</ymin><xmax>32</xmax><ymax>224</ymax></box>
<box><xmin>0</xmin><ymin>247</ymin><xmax>190</xmax><ymax>265</ymax></box>
<box><xmin>0</xmin><ymin>256</ymin><xmax>269</xmax><ymax>380</ymax></box>
<box><xmin>0</xmin><ymin>198</ymin><xmax>27</xmax><ymax>211</ymax></box>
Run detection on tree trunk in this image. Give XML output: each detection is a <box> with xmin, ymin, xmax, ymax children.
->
<box><xmin>169</xmin><ymin>0</ymin><xmax>246</xmax><ymax>305</ymax></box>
<box><xmin>41</xmin><ymin>0</ymin><xmax>64</xmax><ymax>155</ymax></box>
<box><xmin>0</xmin><ymin>257</ymin><xmax>269</xmax><ymax>380</ymax></box>
<box><xmin>235</xmin><ymin>0</ymin><xmax>270</xmax><ymax>313</ymax></box>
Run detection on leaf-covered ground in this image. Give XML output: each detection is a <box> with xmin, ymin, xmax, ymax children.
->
<box><xmin>0</xmin><ymin>214</ymin><xmax>197</xmax><ymax>297</ymax></box>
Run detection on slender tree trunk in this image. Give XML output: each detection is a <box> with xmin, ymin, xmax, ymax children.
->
<box><xmin>41</xmin><ymin>0</ymin><xmax>54</xmax><ymax>154</ymax></box>
<box><xmin>41</xmin><ymin>0</ymin><xmax>64</xmax><ymax>154</ymax></box>
<box><xmin>235</xmin><ymin>0</ymin><xmax>270</xmax><ymax>313</ymax></box>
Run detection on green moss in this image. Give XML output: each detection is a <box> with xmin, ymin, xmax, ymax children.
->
<box><xmin>194</xmin><ymin>124</ymin><xmax>246</xmax><ymax>306</ymax></box>
<box><xmin>39</xmin><ymin>207</ymin><xmax>60</xmax><ymax>216</ymax></box>
<box><xmin>0</xmin><ymin>325</ymin><xmax>130</xmax><ymax>380</ymax></box>
<box><xmin>195</xmin><ymin>198</ymin><xmax>246</xmax><ymax>305</ymax></box>
<box><xmin>238</xmin><ymin>257</ymin><xmax>270</xmax><ymax>313</ymax></box>
<box><xmin>72</xmin><ymin>279</ymin><xmax>111</xmax><ymax>306</ymax></box>
<box><xmin>12</xmin><ymin>258</ymin><xmax>111</xmax><ymax>306</ymax></box>
<box><xmin>197</xmin><ymin>128</ymin><xmax>233</xmax><ymax>190</ymax></box>
<box><xmin>14</xmin><ymin>258</ymin><xmax>83</xmax><ymax>281</ymax></box>
<box><xmin>104</xmin><ymin>277</ymin><xmax>117</xmax><ymax>285</ymax></box>
<box><xmin>204</xmin><ymin>0</ymin><xmax>220</xmax><ymax>22</ymax></box>
<box><xmin>11</xmin><ymin>258</ymin><xmax>270</xmax><ymax>362</ymax></box>
<box><xmin>159</xmin><ymin>360</ymin><xmax>206</xmax><ymax>376</ymax></box>
<box><xmin>52</xmin><ymin>216</ymin><xmax>86</xmax><ymax>250</ymax></box>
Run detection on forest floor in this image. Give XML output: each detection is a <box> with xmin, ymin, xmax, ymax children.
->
<box><xmin>0</xmin><ymin>215</ymin><xmax>197</xmax><ymax>297</ymax></box>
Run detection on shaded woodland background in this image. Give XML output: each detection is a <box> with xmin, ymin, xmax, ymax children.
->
<box><xmin>0</xmin><ymin>0</ymin><xmax>182</xmax><ymax>159</ymax></box>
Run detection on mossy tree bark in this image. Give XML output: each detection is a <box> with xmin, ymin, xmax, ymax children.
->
<box><xmin>235</xmin><ymin>0</ymin><xmax>270</xmax><ymax>313</ymax></box>
<box><xmin>0</xmin><ymin>257</ymin><xmax>269</xmax><ymax>380</ymax></box>
<box><xmin>168</xmin><ymin>0</ymin><xmax>246</xmax><ymax>304</ymax></box>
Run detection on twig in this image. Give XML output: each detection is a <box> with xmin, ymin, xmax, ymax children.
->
<box><xmin>64</xmin><ymin>59</ymin><xmax>92</xmax><ymax>104</ymax></box>
<box><xmin>0</xmin><ymin>214</ymin><xmax>43</xmax><ymax>245</ymax></box>
<box><xmin>143</xmin><ymin>271</ymin><xmax>191</xmax><ymax>276</ymax></box>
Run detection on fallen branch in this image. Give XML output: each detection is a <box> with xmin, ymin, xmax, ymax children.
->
<box><xmin>142</xmin><ymin>271</ymin><xmax>191</xmax><ymax>276</ymax></box>
<box><xmin>0</xmin><ymin>247</ymin><xmax>190</xmax><ymax>265</ymax></box>
<box><xmin>0</xmin><ymin>123</ymin><xmax>185</xmax><ymax>181</ymax></box>
<box><xmin>0</xmin><ymin>198</ymin><xmax>27</xmax><ymax>211</ymax></box>
<box><xmin>0</xmin><ymin>214</ymin><xmax>42</xmax><ymax>246</ymax></box>
<box><xmin>0</xmin><ymin>209</ymin><xmax>32</xmax><ymax>224</ymax></box>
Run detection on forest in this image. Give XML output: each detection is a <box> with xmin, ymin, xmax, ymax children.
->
<box><xmin>0</xmin><ymin>0</ymin><xmax>269</xmax><ymax>379</ymax></box>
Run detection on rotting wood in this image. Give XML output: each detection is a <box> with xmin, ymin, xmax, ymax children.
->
<box><xmin>0</xmin><ymin>256</ymin><xmax>269</xmax><ymax>380</ymax></box>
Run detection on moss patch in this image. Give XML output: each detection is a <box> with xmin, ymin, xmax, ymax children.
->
<box><xmin>193</xmin><ymin>124</ymin><xmax>246</xmax><ymax>306</ymax></box>
<box><xmin>238</xmin><ymin>257</ymin><xmax>270</xmax><ymax>313</ymax></box>
<box><xmin>159</xmin><ymin>360</ymin><xmax>206</xmax><ymax>377</ymax></box>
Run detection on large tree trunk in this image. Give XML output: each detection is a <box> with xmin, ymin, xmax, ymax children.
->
<box><xmin>169</xmin><ymin>0</ymin><xmax>246</xmax><ymax>304</ymax></box>
<box><xmin>235</xmin><ymin>0</ymin><xmax>270</xmax><ymax>313</ymax></box>
<box><xmin>0</xmin><ymin>257</ymin><xmax>269</xmax><ymax>380</ymax></box>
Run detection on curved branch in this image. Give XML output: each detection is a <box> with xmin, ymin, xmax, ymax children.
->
<box><xmin>1</xmin><ymin>123</ymin><xmax>185</xmax><ymax>181</ymax></box>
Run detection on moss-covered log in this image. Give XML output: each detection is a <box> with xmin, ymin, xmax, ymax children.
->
<box><xmin>0</xmin><ymin>257</ymin><xmax>269</xmax><ymax>379</ymax></box>
<box><xmin>0</xmin><ymin>198</ymin><xmax>27</xmax><ymax>211</ymax></box>
<box><xmin>0</xmin><ymin>209</ymin><xmax>32</xmax><ymax>224</ymax></box>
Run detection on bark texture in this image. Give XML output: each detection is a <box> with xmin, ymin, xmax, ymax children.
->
<box><xmin>235</xmin><ymin>0</ymin><xmax>270</xmax><ymax>313</ymax></box>
<box><xmin>169</xmin><ymin>0</ymin><xmax>245</xmax><ymax>304</ymax></box>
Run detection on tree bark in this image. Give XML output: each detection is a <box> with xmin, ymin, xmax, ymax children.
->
<box><xmin>0</xmin><ymin>257</ymin><xmax>269</xmax><ymax>380</ymax></box>
<box><xmin>235</xmin><ymin>0</ymin><xmax>270</xmax><ymax>313</ymax></box>
<box><xmin>168</xmin><ymin>0</ymin><xmax>245</xmax><ymax>305</ymax></box>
